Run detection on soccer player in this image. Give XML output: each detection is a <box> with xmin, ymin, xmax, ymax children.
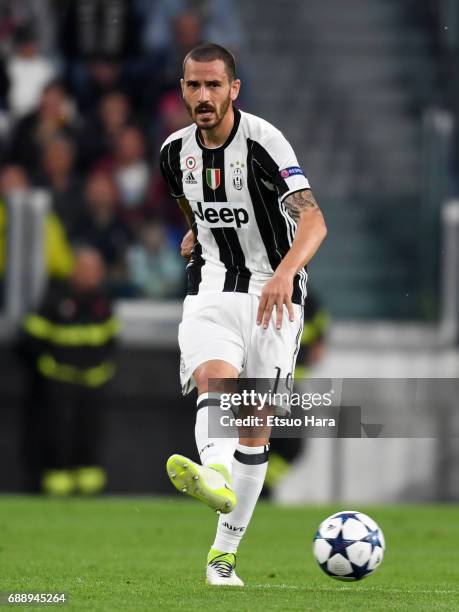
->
<box><xmin>160</xmin><ymin>43</ymin><xmax>327</xmax><ymax>586</ymax></box>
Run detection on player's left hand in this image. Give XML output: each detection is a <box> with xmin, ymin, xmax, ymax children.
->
<box><xmin>180</xmin><ymin>229</ymin><xmax>195</xmax><ymax>260</ymax></box>
<box><xmin>257</xmin><ymin>271</ymin><xmax>295</xmax><ymax>330</ymax></box>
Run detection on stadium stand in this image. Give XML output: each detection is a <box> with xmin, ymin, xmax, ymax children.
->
<box><xmin>239</xmin><ymin>0</ymin><xmax>448</xmax><ymax>318</ymax></box>
<box><xmin>0</xmin><ymin>0</ymin><xmax>458</xmax><ymax>502</ymax></box>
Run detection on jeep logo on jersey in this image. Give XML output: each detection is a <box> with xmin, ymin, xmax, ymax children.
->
<box><xmin>205</xmin><ymin>168</ymin><xmax>221</xmax><ymax>190</ymax></box>
<box><xmin>232</xmin><ymin>167</ymin><xmax>243</xmax><ymax>190</ymax></box>
<box><xmin>194</xmin><ymin>201</ymin><xmax>249</xmax><ymax>228</ymax></box>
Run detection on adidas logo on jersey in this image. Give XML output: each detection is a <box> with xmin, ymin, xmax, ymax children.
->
<box><xmin>194</xmin><ymin>201</ymin><xmax>249</xmax><ymax>229</ymax></box>
<box><xmin>184</xmin><ymin>171</ymin><xmax>198</xmax><ymax>185</ymax></box>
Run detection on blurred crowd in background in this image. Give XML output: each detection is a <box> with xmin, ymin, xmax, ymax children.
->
<box><xmin>1</xmin><ymin>1</ymin><xmax>458</xmax><ymax>499</ymax></box>
<box><xmin>0</xmin><ymin>0</ymin><xmax>244</xmax><ymax>299</ymax></box>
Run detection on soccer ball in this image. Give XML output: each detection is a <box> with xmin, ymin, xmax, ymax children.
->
<box><xmin>313</xmin><ymin>510</ymin><xmax>385</xmax><ymax>581</ymax></box>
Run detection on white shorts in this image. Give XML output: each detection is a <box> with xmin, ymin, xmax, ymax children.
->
<box><xmin>178</xmin><ymin>292</ymin><xmax>304</xmax><ymax>408</ymax></box>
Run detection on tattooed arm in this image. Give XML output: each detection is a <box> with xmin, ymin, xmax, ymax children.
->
<box><xmin>281</xmin><ymin>188</ymin><xmax>327</xmax><ymax>270</ymax></box>
<box><xmin>283</xmin><ymin>188</ymin><xmax>320</xmax><ymax>221</ymax></box>
<box><xmin>281</xmin><ymin>188</ymin><xmax>327</xmax><ymax>268</ymax></box>
<box><xmin>257</xmin><ymin>189</ymin><xmax>327</xmax><ymax>329</ymax></box>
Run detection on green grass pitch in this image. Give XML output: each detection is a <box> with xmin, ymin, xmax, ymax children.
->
<box><xmin>1</xmin><ymin>497</ymin><xmax>459</xmax><ymax>611</ymax></box>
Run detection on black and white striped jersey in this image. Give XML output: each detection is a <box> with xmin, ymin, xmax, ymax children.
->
<box><xmin>159</xmin><ymin>107</ymin><xmax>310</xmax><ymax>305</ymax></box>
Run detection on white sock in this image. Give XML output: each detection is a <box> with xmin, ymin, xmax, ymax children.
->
<box><xmin>212</xmin><ymin>443</ymin><xmax>269</xmax><ymax>553</ymax></box>
<box><xmin>195</xmin><ymin>393</ymin><xmax>238</xmax><ymax>474</ymax></box>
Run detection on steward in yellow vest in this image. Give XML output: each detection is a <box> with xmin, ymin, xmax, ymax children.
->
<box><xmin>21</xmin><ymin>247</ymin><xmax>120</xmax><ymax>495</ymax></box>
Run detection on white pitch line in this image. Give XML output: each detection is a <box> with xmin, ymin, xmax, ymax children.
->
<box><xmin>248</xmin><ymin>585</ymin><xmax>458</xmax><ymax>595</ymax></box>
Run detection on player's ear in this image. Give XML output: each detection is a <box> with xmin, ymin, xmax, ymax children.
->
<box><xmin>180</xmin><ymin>78</ymin><xmax>185</xmax><ymax>97</ymax></box>
<box><xmin>230</xmin><ymin>79</ymin><xmax>241</xmax><ymax>102</ymax></box>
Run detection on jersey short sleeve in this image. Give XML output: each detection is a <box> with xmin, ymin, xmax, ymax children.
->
<box><xmin>261</xmin><ymin>131</ymin><xmax>310</xmax><ymax>202</ymax></box>
<box><xmin>159</xmin><ymin>140</ymin><xmax>184</xmax><ymax>199</ymax></box>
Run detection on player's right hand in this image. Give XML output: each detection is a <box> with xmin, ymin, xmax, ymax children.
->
<box><xmin>257</xmin><ymin>271</ymin><xmax>295</xmax><ymax>330</ymax></box>
<box><xmin>181</xmin><ymin>229</ymin><xmax>195</xmax><ymax>260</ymax></box>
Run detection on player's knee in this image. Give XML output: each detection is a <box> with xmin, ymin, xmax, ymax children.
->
<box><xmin>193</xmin><ymin>360</ymin><xmax>238</xmax><ymax>392</ymax></box>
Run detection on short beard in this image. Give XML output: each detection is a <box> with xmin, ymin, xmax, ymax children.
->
<box><xmin>186</xmin><ymin>93</ymin><xmax>232</xmax><ymax>131</ymax></box>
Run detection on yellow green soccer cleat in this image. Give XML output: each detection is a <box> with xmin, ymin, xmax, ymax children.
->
<box><xmin>206</xmin><ymin>549</ymin><xmax>244</xmax><ymax>586</ymax></box>
<box><xmin>166</xmin><ymin>454</ymin><xmax>237</xmax><ymax>513</ymax></box>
